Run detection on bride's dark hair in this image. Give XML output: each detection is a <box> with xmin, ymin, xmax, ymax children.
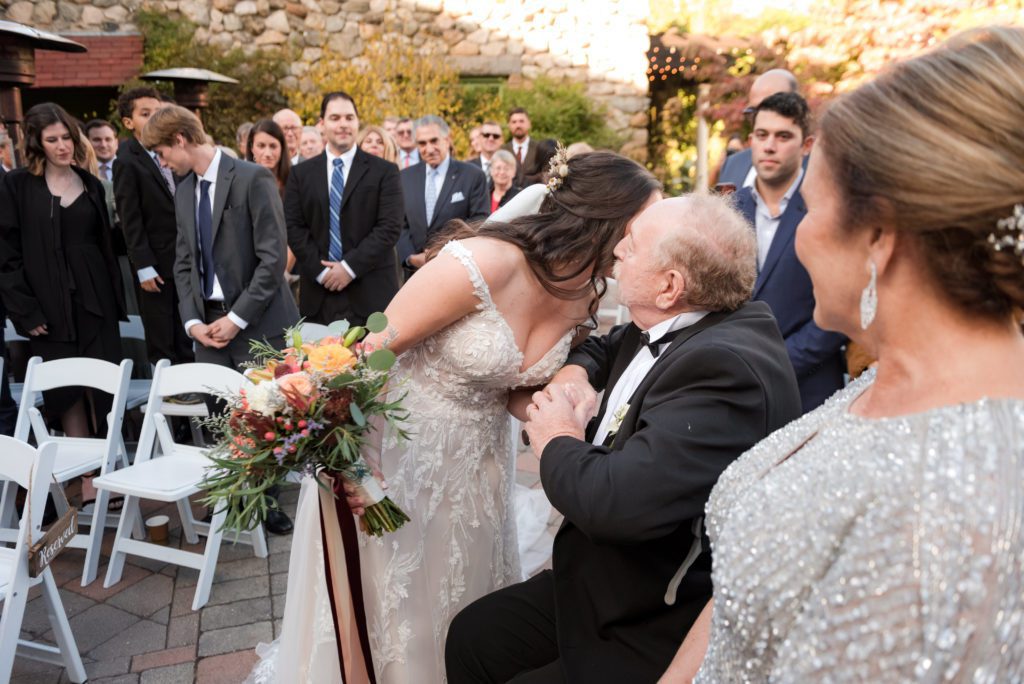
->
<box><xmin>430</xmin><ymin>150</ymin><xmax>661</xmax><ymax>319</ymax></box>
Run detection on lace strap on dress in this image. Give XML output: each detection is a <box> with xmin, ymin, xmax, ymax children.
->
<box><xmin>441</xmin><ymin>240</ymin><xmax>495</xmax><ymax>311</ymax></box>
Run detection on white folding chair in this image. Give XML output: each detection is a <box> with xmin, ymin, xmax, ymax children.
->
<box><xmin>94</xmin><ymin>360</ymin><xmax>268</xmax><ymax>610</ymax></box>
<box><xmin>0</xmin><ymin>438</ymin><xmax>87</xmax><ymax>683</ymax></box>
<box><xmin>119</xmin><ymin>315</ymin><xmax>153</xmax><ymax>411</ymax></box>
<box><xmin>0</xmin><ymin>357</ymin><xmax>135</xmax><ymax>586</ymax></box>
<box><xmin>296</xmin><ymin>321</ymin><xmax>332</xmax><ymax>342</ymax></box>
<box><xmin>597</xmin><ymin>278</ymin><xmax>630</xmax><ymax>327</ymax></box>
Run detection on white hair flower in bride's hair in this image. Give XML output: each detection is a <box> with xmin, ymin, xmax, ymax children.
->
<box><xmin>545</xmin><ymin>142</ymin><xmax>570</xmax><ymax>192</ymax></box>
<box><xmin>988</xmin><ymin>204</ymin><xmax>1024</xmax><ymax>266</ymax></box>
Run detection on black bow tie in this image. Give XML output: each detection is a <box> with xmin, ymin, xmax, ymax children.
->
<box><xmin>639</xmin><ymin>326</ymin><xmax>689</xmax><ymax>358</ymax></box>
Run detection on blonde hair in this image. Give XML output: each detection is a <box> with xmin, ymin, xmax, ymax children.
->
<box><xmin>141</xmin><ymin>104</ymin><xmax>207</xmax><ymax>150</ymax></box>
<box><xmin>357</xmin><ymin>125</ymin><xmax>398</xmax><ymax>164</ymax></box>
<box><xmin>75</xmin><ymin>127</ymin><xmax>99</xmax><ymax>178</ymax></box>
<box><xmin>659</xmin><ymin>194</ymin><xmax>756</xmax><ymax>312</ymax></box>
<box><xmin>820</xmin><ymin>25</ymin><xmax>1024</xmax><ymax>318</ymax></box>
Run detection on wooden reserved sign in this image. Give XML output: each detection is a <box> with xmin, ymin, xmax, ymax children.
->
<box><xmin>28</xmin><ymin>507</ymin><xmax>77</xmax><ymax>578</ymax></box>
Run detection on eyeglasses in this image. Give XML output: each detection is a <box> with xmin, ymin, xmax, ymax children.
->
<box><xmin>396</xmin><ymin>129</ymin><xmax>412</xmax><ymax>136</ymax></box>
<box><xmin>481</xmin><ymin>132</ymin><xmax>502</xmax><ymax>139</ymax></box>
<box><xmin>742</xmin><ymin>106</ymin><xmax>757</xmax><ymax>120</ymax></box>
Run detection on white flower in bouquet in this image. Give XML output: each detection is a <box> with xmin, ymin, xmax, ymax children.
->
<box><xmin>246</xmin><ymin>379</ymin><xmax>286</xmax><ymax>416</ymax></box>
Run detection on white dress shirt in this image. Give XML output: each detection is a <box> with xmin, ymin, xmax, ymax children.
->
<box><xmin>98</xmin><ymin>159</ymin><xmax>114</xmax><ymax>182</ymax></box>
<box><xmin>183</xmin><ymin>149</ymin><xmax>249</xmax><ymax>336</ymax></box>
<box><xmin>750</xmin><ymin>167</ymin><xmax>803</xmax><ymax>271</ymax></box>
<box><xmin>316</xmin><ymin>145</ymin><xmax>358</xmax><ymax>284</ymax></box>
<box><xmin>741</xmin><ymin>164</ymin><xmax>757</xmax><ymax>189</ymax></box>
<box><xmin>399</xmin><ymin>148</ymin><xmax>419</xmax><ymax>169</ymax></box>
<box><xmin>592</xmin><ymin>310</ymin><xmax>709</xmax><ymax>446</ymax></box>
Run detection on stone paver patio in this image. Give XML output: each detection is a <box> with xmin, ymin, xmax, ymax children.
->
<box><xmin>11</xmin><ymin>450</ymin><xmax>555</xmax><ymax>684</ymax></box>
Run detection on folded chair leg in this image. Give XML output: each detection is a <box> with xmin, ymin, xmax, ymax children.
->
<box><xmin>103</xmin><ymin>494</ymin><xmax>139</xmax><ymax>588</ymax></box>
<box><xmin>177</xmin><ymin>497</ymin><xmax>199</xmax><ymax>545</ymax></box>
<box><xmin>130</xmin><ymin>498</ymin><xmax>145</xmax><ymax>541</ymax></box>
<box><xmin>250</xmin><ymin>523</ymin><xmax>269</xmax><ymax>559</ymax></box>
<box><xmin>42</xmin><ymin>569</ymin><xmax>87</xmax><ymax>683</ymax></box>
<box><xmin>0</xmin><ymin>480</ymin><xmax>17</xmax><ymax>530</ymax></box>
<box><xmin>0</xmin><ymin>563</ymin><xmax>29</xmax><ymax>683</ymax></box>
<box><xmin>192</xmin><ymin>508</ymin><xmax>226</xmax><ymax>610</ymax></box>
<box><xmin>81</xmin><ymin>487</ymin><xmax>109</xmax><ymax>586</ymax></box>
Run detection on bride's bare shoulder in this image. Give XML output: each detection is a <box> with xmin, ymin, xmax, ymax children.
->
<box><xmin>454</xmin><ymin>236</ymin><xmax>528</xmax><ymax>288</ymax></box>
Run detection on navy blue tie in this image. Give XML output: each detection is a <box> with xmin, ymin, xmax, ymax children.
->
<box><xmin>197</xmin><ymin>179</ymin><xmax>215</xmax><ymax>299</ymax></box>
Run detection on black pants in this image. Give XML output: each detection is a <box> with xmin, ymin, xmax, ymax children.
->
<box><xmin>306</xmin><ymin>291</ymin><xmax>364</xmax><ymax>328</ymax></box>
<box><xmin>138</xmin><ymin>274</ymin><xmax>193</xmax><ymax>366</ymax></box>
<box><xmin>446</xmin><ymin>570</ymin><xmax>565</xmax><ymax>684</ymax></box>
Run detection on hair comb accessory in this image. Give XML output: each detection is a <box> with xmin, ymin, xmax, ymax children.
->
<box><xmin>988</xmin><ymin>204</ymin><xmax>1024</xmax><ymax>267</ymax></box>
<box><xmin>545</xmin><ymin>142</ymin><xmax>570</xmax><ymax>192</ymax></box>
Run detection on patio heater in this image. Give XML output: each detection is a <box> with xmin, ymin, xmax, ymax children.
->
<box><xmin>0</xmin><ymin>20</ymin><xmax>86</xmax><ymax>168</ymax></box>
<box><xmin>141</xmin><ymin>67</ymin><xmax>239</xmax><ymax>122</ymax></box>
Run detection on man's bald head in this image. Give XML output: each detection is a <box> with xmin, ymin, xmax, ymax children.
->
<box><xmin>748</xmin><ymin>69</ymin><xmax>799</xmax><ymax>109</ymax></box>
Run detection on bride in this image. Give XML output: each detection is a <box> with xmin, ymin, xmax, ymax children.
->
<box><xmin>248</xmin><ymin>150</ymin><xmax>661</xmax><ymax>684</ymax></box>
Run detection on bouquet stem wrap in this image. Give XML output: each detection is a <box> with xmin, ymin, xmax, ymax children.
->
<box><xmin>342</xmin><ymin>459</ymin><xmax>410</xmax><ymax>536</ymax></box>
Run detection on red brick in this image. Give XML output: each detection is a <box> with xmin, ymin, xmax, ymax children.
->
<box><xmin>34</xmin><ymin>33</ymin><xmax>143</xmax><ymax>88</ymax></box>
<box><xmin>131</xmin><ymin>645</ymin><xmax>197</xmax><ymax>672</ymax></box>
<box><xmin>195</xmin><ymin>650</ymin><xmax>259</xmax><ymax>683</ymax></box>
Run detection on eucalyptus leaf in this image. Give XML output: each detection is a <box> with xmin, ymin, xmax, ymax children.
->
<box><xmin>328</xmin><ymin>319</ymin><xmax>350</xmax><ymax>336</ymax></box>
<box><xmin>350</xmin><ymin>402</ymin><xmax>366</xmax><ymax>426</ymax></box>
<box><xmin>327</xmin><ymin>373</ymin><xmax>357</xmax><ymax>388</ymax></box>
<box><xmin>366</xmin><ymin>312</ymin><xmax>388</xmax><ymax>334</ymax></box>
<box><xmin>368</xmin><ymin>348</ymin><xmax>397</xmax><ymax>372</ymax></box>
<box><xmin>292</xmin><ymin>330</ymin><xmax>303</xmax><ymax>351</ymax></box>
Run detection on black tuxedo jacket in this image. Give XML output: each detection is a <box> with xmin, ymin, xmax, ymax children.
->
<box><xmin>397</xmin><ymin>158</ymin><xmax>489</xmax><ymax>263</ymax></box>
<box><xmin>284</xmin><ymin>149</ymin><xmax>404</xmax><ymax>322</ymax></box>
<box><xmin>174</xmin><ymin>156</ymin><xmax>298</xmax><ymax>339</ymax></box>
<box><xmin>502</xmin><ymin>139</ymin><xmax>541</xmax><ymax>186</ymax></box>
<box><xmin>114</xmin><ymin>137</ymin><xmax>178</xmax><ymax>277</ymax></box>
<box><xmin>539</xmin><ymin>301</ymin><xmax>801</xmax><ymax>682</ymax></box>
<box><xmin>735</xmin><ymin>185</ymin><xmax>846</xmax><ymax>412</ymax></box>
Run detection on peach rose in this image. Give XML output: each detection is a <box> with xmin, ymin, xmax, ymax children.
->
<box><xmin>306</xmin><ymin>343</ymin><xmax>356</xmax><ymax>374</ymax></box>
<box><xmin>277</xmin><ymin>372</ymin><xmax>319</xmax><ymax>412</ymax></box>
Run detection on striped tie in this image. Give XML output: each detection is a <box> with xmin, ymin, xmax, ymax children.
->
<box><xmin>425</xmin><ymin>167</ymin><xmax>438</xmax><ymax>226</ymax></box>
<box><xmin>329</xmin><ymin>157</ymin><xmax>344</xmax><ymax>261</ymax></box>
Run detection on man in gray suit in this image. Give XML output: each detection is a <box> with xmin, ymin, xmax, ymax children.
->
<box><xmin>718</xmin><ymin>69</ymin><xmax>800</xmax><ymax>190</ymax></box>
<box><xmin>142</xmin><ymin>104</ymin><xmax>299</xmax><ymax>367</ymax></box>
<box><xmin>398</xmin><ymin>115</ymin><xmax>489</xmax><ymax>275</ymax></box>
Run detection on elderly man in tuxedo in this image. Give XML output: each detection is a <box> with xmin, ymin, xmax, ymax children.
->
<box><xmin>398</xmin><ymin>115</ymin><xmax>489</xmax><ymax>274</ymax></box>
<box><xmin>446</xmin><ymin>194</ymin><xmax>802</xmax><ymax>683</ymax></box>
<box><xmin>285</xmin><ymin>91</ymin><xmax>404</xmax><ymax>325</ymax></box>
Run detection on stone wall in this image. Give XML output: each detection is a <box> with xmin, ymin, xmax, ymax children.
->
<box><xmin>1</xmin><ymin>0</ymin><xmax>651</xmax><ymax>158</ymax></box>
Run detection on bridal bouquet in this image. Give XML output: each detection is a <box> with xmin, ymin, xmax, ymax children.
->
<box><xmin>200</xmin><ymin>314</ymin><xmax>410</xmax><ymax>536</ymax></box>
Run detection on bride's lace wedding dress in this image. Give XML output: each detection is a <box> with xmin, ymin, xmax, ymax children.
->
<box><xmin>249</xmin><ymin>239</ymin><xmax>570</xmax><ymax>684</ymax></box>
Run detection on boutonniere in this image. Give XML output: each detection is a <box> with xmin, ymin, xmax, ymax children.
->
<box><xmin>607</xmin><ymin>403</ymin><xmax>630</xmax><ymax>438</ymax></box>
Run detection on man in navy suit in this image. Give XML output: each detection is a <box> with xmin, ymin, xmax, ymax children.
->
<box><xmin>718</xmin><ymin>69</ymin><xmax>799</xmax><ymax>190</ymax></box>
<box><xmin>398</xmin><ymin>115</ymin><xmax>489</xmax><ymax>275</ymax></box>
<box><xmin>734</xmin><ymin>92</ymin><xmax>845</xmax><ymax>412</ymax></box>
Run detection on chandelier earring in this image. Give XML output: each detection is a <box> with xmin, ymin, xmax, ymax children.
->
<box><xmin>860</xmin><ymin>259</ymin><xmax>878</xmax><ymax>330</ymax></box>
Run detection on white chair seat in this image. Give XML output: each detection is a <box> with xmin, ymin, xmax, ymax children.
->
<box><xmin>48</xmin><ymin>437</ymin><xmax>108</xmax><ymax>481</ymax></box>
<box><xmin>93</xmin><ymin>447</ymin><xmax>209</xmax><ymax>502</ymax></box>
<box><xmin>125</xmin><ymin>379</ymin><xmax>151</xmax><ymax>410</ymax></box>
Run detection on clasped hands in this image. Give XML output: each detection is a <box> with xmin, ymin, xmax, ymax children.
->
<box><xmin>524</xmin><ymin>367</ymin><xmax>599</xmax><ymax>458</ymax></box>
<box><xmin>320</xmin><ymin>260</ymin><xmax>354</xmax><ymax>292</ymax></box>
<box><xmin>190</xmin><ymin>316</ymin><xmax>240</xmax><ymax>349</ymax></box>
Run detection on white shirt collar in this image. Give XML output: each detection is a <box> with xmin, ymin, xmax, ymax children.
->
<box><xmin>750</xmin><ymin>166</ymin><xmax>803</xmax><ymax>219</ymax></box>
<box><xmin>642</xmin><ymin>310</ymin><xmax>709</xmax><ymax>345</ymax></box>
<box><xmin>325</xmin><ymin>144</ymin><xmax>356</xmax><ymax>177</ymax></box>
<box><xmin>427</xmin><ymin>154</ymin><xmax>451</xmax><ymax>179</ymax></box>
<box><xmin>198</xmin><ymin>147</ymin><xmax>222</xmax><ymax>186</ymax></box>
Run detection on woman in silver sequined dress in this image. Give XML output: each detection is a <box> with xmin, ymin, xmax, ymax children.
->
<box><xmin>661</xmin><ymin>26</ymin><xmax>1024</xmax><ymax>683</ymax></box>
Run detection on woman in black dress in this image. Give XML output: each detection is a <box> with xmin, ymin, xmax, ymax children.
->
<box><xmin>0</xmin><ymin>103</ymin><xmax>125</xmax><ymax>437</ymax></box>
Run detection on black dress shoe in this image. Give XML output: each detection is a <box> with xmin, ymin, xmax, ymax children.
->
<box><xmin>265</xmin><ymin>508</ymin><xmax>293</xmax><ymax>535</ymax></box>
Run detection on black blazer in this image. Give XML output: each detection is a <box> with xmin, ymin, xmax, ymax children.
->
<box><xmin>0</xmin><ymin>167</ymin><xmax>126</xmax><ymax>339</ymax></box>
<box><xmin>113</xmin><ymin>137</ymin><xmax>178</xmax><ymax>276</ymax></box>
<box><xmin>539</xmin><ymin>301</ymin><xmax>801</xmax><ymax>682</ymax></box>
<box><xmin>735</xmin><ymin>185</ymin><xmax>846</xmax><ymax>412</ymax></box>
<box><xmin>502</xmin><ymin>139</ymin><xmax>541</xmax><ymax>186</ymax></box>
<box><xmin>174</xmin><ymin>155</ymin><xmax>298</xmax><ymax>339</ymax></box>
<box><xmin>284</xmin><ymin>149</ymin><xmax>405</xmax><ymax>321</ymax></box>
<box><xmin>397</xmin><ymin>158</ymin><xmax>489</xmax><ymax>263</ymax></box>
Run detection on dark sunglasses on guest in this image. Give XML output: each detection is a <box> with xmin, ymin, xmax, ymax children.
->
<box><xmin>481</xmin><ymin>132</ymin><xmax>502</xmax><ymax>139</ymax></box>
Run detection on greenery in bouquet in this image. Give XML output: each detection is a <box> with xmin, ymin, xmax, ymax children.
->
<box><xmin>200</xmin><ymin>313</ymin><xmax>410</xmax><ymax>537</ymax></box>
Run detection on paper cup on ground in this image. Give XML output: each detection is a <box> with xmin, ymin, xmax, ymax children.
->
<box><xmin>146</xmin><ymin>515</ymin><xmax>170</xmax><ymax>545</ymax></box>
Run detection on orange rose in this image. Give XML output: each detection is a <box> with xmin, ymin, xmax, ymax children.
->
<box><xmin>306</xmin><ymin>343</ymin><xmax>356</xmax><ymax>374</ymax></box>
<box><xmin>278</xmin><ymin>372</ymin><xmax>319</xmax><ymax>412</ymax></box>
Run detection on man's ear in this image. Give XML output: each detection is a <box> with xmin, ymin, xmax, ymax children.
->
<box><xmin>657</xmin><ymin>269</ymin><xmax>686</xmax><ymax>310</ymax></box>
<box><xmin>122</xmin><ymin>116</ymin><xmax>135</xmax><ymax>132</ymax></box>
<box><xmin>802</xmin><ymin>134</ymin><xmax>815</xmax><ymax>155</ymax></box>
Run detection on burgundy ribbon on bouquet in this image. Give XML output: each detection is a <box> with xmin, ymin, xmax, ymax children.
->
<box><xmin>319</xmin><ymin>474</ymin><xmax>377</xmax><ymax>683</ymax></box>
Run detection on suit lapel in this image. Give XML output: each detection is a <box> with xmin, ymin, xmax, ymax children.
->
<box><xmin>179</xmin><ymin>174</ymin><xmax>198</xmax><ymax>251</ymax></box>
<box><xmin>429</xmin><ymin>162</ymin><xmax>458</xmax><ymax>231</ymax></box>
<box><xmin>589</xmin><ymin>324</ymin><xmax>642</xmax><ymax>442</ymax></box>
<box><xmin>753</xmin><ymin>192</ymin><xmax>805</xmax><ymax>298</ymax></box>
<box><xmin>211</xmin><ymin>154</ymin><xmax>235</xmax><ymax>243</ymax></box>
<box><xmin>340</xmin><ymin>150</ymin><xmax>368</xmax><ymax>212</ymax></box>
<box><xmin>131</xmin><ymin>138</ymin><xmax>173</xmax><ymax>200</ymax></box>
<box><xmin>308</xmin><ymin>152</ymin><xmax>329</xmax><ymax>223</ymax></box>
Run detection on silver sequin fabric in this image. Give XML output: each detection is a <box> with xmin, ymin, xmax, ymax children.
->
<box><xmin>695</xmin><ymin>370</ymin><xmax>1024</xmax><ymax>683</ymax></box>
